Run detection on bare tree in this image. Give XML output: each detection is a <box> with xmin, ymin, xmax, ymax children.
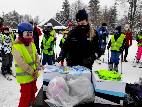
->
<box><xmin>70</xmin><ymin>0</ymin><xmax>86</xmax><ymax>21</ymax></box>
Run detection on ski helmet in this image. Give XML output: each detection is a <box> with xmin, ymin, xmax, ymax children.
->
<box><xmin>46</xmin><ymin>23</ymin><xmax>53</xmax><ymax>27</ymax></box>
<box><xmin>18</xmin><ymin>22</ymin><xmax>33</xmax><ymax>34</ymax></box>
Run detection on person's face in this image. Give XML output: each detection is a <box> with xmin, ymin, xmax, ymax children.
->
<box><xmin>102</xmin><ymin>26</ymin><xmax>107</xmax><ymax>29</ymax></box>
<box><xmin>77</xmin><ymin>20</ymin><xmax>88</xmax><ymax>26</ymax></box>
<box><xmin>46</xmin><ymin>26</ymin><xmax>52</xmax><ymax>31</ymax></box>
<box><xmin>23</xmin><ymin>31</ymin><xmax>33</xmax><ymax>38</ymax></box>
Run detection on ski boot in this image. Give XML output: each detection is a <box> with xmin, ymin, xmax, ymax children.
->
<box><xmin>108</xmin><ymin>62</ymin><xmax>113</xmax><ymax>71</ymax></box>
<box><xmin>114</xmin><ymin>63</ymin><xmax>118</xmax><ymax>72</ymax></box>
<box><xmin>133</xmin><ymin>60</ymin><xmax>139</xmax><ymax>67</ymax></box>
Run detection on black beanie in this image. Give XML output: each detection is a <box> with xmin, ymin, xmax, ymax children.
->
<box><xmin>76</xmin><ymin>9</ymin><xmax>88</xmax><ymax>22</ymax></box>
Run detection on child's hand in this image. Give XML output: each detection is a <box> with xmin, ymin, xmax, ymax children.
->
<box><xmin>32</xmin><ymin>71</ymin><xmax>38</xmax><ymax>80</ymax></box>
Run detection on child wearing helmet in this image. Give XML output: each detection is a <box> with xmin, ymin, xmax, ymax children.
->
<box><xmin>12</xmin><ymin>22</ymin><xmax>42</xmax><ymax>107</ymax></box>
<box><xmin>41</xmin><ymin>23</ymin><xmax>56</xmax><ymax>65</ymax></box>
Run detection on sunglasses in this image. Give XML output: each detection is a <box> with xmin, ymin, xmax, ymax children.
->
<box><xmin>23</xmin><ymin>31</ymin><xmax>33</xmax><ymax>36</ymax></box>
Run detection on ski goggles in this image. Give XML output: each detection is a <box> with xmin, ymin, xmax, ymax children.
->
<box><xmin>23</xmin><ymin>31</ymin><xmax>33</xmax><ymax>37</ymax></box>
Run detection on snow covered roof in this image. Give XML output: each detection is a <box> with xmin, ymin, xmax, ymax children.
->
<box><xmin>53</xmin><ymin>26</ymin><xmax>67</xmax><ymax>30</ymax></box>
<box><xmin>38</xmin><ymin>18</ymin><xmax>64</xmax><ymax>27</ymax></box>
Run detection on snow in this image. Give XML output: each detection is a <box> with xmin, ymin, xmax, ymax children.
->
<box><xmin>0</xmin><ymin>34</ymin><xmax>142</xmax><ymax>106</ymax></box>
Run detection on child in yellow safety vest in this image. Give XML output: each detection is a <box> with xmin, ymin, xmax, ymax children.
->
<box><xmin>12</xmin><ymin>22</ymin><xmax>42</xmax><ymax>107</ymax></box>
<box><xmin>107</xmin><ymin>26</ymin><xmax>126</xmax><ymax>72</ymax></box>
<box><xmin>41</xmin><ymin>23</ymin><xmax>56</xmax><ymax>65</ymax></box>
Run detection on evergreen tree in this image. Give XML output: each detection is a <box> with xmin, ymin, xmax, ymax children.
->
<box><xmin>70</xmin><ymin>0</ymin><xmax>85</xmax><ymax>21</ymax></box>
<box><xmin>62</xmin><ymin>0</ymin><xmax>70</xmax><ymax>25</ymax></box>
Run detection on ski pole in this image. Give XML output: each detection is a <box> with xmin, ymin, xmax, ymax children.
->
<box><xmin>108</xmin><ymin>48</ymin><xmax>109</xmax><ymax>64</ymax></box>
<box><xmin>108</xmin><ymin>48</ymin><xmax>110</xmax><ymax>70</ymax></box>
<box><xmin>121</xmin><ymin>52</ymin><xmax>123</xmax><ymax>74</ymax></box>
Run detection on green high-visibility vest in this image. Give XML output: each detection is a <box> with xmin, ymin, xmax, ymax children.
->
<box><xmin>111</xmin><ymin>34</ymin><xmax>125</xmax><ymax>51</ymax></box>
<box><xmin>13</xmin><ymin>42</ymin><xmax>37</xmax><ymax>84</ymax></box>
<box><xmin>42</xmin><ymin>35</ymin><xmax>55</xmax><ymax>55</ymax></box>
<box><xmin>137</xmin><ymin>35</ymin><xmax>142</xmax><ymax>46</ymax></box>
<box><xmin>50</xmin><ymin>29</ymin><xmax>56</xmax><ymax>37</ymax></box>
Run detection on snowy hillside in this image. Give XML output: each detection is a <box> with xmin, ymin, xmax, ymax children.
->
<box><xmin>0</xmin><ymin>34</ymin><xmax>142</xmax><ymax>106</ymax></box>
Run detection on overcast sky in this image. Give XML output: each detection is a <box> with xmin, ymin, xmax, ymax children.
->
<box><xmin>0</xmin><ymin>0</ymin><xmax>118</xmax><ymax>21</ymax></box>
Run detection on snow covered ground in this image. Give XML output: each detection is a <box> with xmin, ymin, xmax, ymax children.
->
<box><xmin>0</xmin><ymin>34</ymin><xmax>142</xmax><ymax>107</ymax></box>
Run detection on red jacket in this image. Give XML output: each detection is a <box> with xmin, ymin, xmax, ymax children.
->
<box><xmin>35</xmin><ymin>26</ymin><xmax>42</xmax><ymax>36</ymax></box>
<box><xmin>124</xmin><ymin>31</ymin><xmax>132</xmax><ymax>47</ymax></box>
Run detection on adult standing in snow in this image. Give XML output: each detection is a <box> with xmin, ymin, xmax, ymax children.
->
<box><xmin>56</xmin><ymin>9</ymin><xmax>101</xmax><ymax>69</ymax></box>
<box><xmin>107</xmin><ymin>26</ymin><xmax>126</xmax><ymax>72</ymax></box>
<box><xmin>135</xmin><ymin>30</ymin><xmax>142</xmax><ymax>64</ymax></box>
<box><xmin>29</xmin><ymin>21</ymin><xmax>42</xmax><ymax>55</ymax></box>
<box><xmin>41</xmin><ymin>23</ymin><xmax>56</xmax><ymax>65</ymax></box>
<box><xmin>1</xmin><ymin>26</ymin><xmax>14</xmax><ymax>76</ymax></box>
<box><xmin>123</xmin><ymin>24</ymin><xmax>132</xmax><ymax>62</ymax></box>
<box><xmin>96</xmin><ymin>23</ymin><xmax>109</xmax><ymax>55</ymax></box>
<box><xmin>12</xmin><ymin>22</ymin><xmax>41</xmax><ymax>107</ymax></box>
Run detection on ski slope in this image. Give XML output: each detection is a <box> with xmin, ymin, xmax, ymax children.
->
<box><xmin>0</xmin><ymin>34</ymin><xmax>142</xmax><ymax>106</ymax></box>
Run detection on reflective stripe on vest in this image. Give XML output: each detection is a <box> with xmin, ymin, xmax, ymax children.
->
<box><xmin>13</xmin><ymin>42</ymin><xmax>37</xmax><ymax>84</ymax></box>
<box><xmin>111</xmin><ymin>34</ymin><xmax>125</xmax><ymax>51</ymax></box>
<box><xmin>15</xmin><ymin>61</ymin><xmax>35</xmax><ymax>67</ymax></box>
<box><xmin>16</xmin><ymin>72</ymin><xmax>31</xmax><ymax>76</ymax></box>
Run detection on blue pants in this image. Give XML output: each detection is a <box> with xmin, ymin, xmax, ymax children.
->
<box><xmin>42</xmin><ymin>53</ymin><xmax>55</xmax><ymax>65</ymax></box>
<box><xmin>110</xmin><ymin>51</ymin><xmax>121</xmax><ymax>64</ymax></box>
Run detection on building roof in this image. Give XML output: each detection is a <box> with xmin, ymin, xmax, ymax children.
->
<box><xmin>39</xmin><ymin>18</ymin><xmax>63</xmax><ymax>27</ymax></box>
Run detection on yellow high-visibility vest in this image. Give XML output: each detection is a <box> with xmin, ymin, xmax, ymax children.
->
<box><xmin>111</xmin><ymin>34</ymin><xmax>125</xmax><ymax>51</ymax></box>
<box><xmin>12</xmin><ymin>42</ymin><xmax>38</xmax><ymax>84</ymax></box>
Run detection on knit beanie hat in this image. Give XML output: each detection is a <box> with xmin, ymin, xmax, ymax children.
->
<box><xmin>76</xmin><ymin>9</ymin><xmax>88</xmax><ymax>22</ymax></box>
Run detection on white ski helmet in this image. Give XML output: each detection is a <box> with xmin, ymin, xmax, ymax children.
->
<box><xmin>46</xmin><ymin>23</ymin><xmax>53</xmax><ymax>27</ymax></box>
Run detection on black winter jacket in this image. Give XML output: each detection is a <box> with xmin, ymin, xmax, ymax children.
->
<box><xmin>58</xmin><ymin>26</ymin><xmax>101</xmax><ymax>69</ymax></box>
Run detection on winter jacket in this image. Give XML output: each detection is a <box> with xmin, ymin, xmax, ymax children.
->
<box><xmin>58</xmin><ymin>26</ymin><xmax>101</xmax><ymax>69</ymax></box>
<box><xmin>1</xmin><ymin>34</ymin><xmax>13</xmax><ymax>54</ymax></box>
<box><xmin>124</xmin><ymin>31</ymin><xmax>132</xmax><ymax>47</ymax></box>
<box><xmin>96</xmin><ymin>27</ymin><xmax>109</xmax><ymax>46</ymax></box>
